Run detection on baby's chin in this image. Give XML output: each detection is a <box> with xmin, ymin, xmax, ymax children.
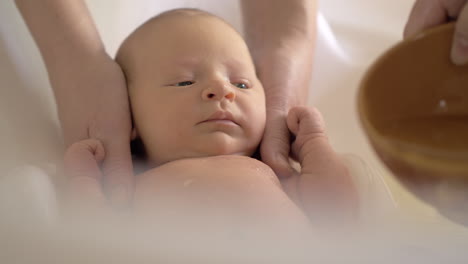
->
<box><xmin>193</xmin><ymin>147</ymin><xmax>254</xmax><ymax>158</ymax></box>
<box><xmin>145</xmin><ymin>141</ymin><xmax>259</xmax><ymax>166</ymax></box>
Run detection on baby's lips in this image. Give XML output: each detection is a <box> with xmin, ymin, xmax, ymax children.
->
<box><xmin>199</xmin><ymin>110</ymin><xmax>239</xmax><ymax>126</ymax></box>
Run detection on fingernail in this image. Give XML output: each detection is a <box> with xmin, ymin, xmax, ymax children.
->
<box><xmin>452</xmin><ymin>35</ymin><xmax>468</xmax><ymax>65</ymax></box>
<box><xmin>109</xmin><ymin>185</ymin><xmax>129</xmax><ymax>209</ymax></box>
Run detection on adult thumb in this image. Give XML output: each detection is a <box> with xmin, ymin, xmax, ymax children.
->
<box><xmin>452</xmin><ymin>4</ymin><xmax>468</xmax><ymax>65</ymax></box>
<box><xmin>260</xmin><ymin>123</ymin><xmax>295</xmax><ymax>179</ymax></box>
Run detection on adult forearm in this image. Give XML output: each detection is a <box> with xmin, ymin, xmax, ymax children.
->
<box><xmin>241</xmin><ymin>0</ymin><xmax>317</xmax><ymax>106</ymax></box>
<box><xmin>15</xmin><ymin>0</ymin><xmax>107</xmax><ymax>72</ymax></box>
<box><xmin>15</xmin><ymin>0</ymin><xmax>129</xmax><ymax>148</ymax></box>
<box><xmin>241</xmin><ymin>0</ymin><xmax>317</xmax><ymax>55</ymax></box>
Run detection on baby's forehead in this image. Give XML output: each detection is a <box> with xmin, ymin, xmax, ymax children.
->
<box><xmin>120</xmin><ymin>10</ymin><xmax>235</xmax><ymax>53</ymax></box>
<box><xmin>116</xmin><ymin>9</ymin><xmax>249</xmax><ymax>81</ymax></box>
<box><xmin>154</xmin><ymin>8</ymin><xmax>216</xmax><ymax>22</ymax></box>
<box><xmin>140</xmin><ymin>9</ymin><xmax>229</xmax><ymax>34</ymax></box>
<box><xmin>127</xmin><ymin>13</ymin><xmax>240</xmax><ymax>49</ymax></box>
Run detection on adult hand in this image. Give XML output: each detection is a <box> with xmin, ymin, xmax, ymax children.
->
<box><xmin>259</xmin><ymin>60</ymin><xmax>312</xmax><ymax>179</ymax></box>
<box><xmin>15</xmin><ymin>0</ymin><xmax>134</xmax><ymax>207</ymax></box>
<box><xmin>404</xmin><ymin>0</ymin><xmax>468</xmax><ymax>225</ymax></box>
<box><xmin>404</xmin><ymin>0</ymin><xmax>468</xmax><ymax>65</ymax></box>
<box><xmin>57</xmin><ymin>56</ymin><xmax>133</xmax><ymax>208</ymax></box>
<box><xmin>241</xmin><ymin>0</ymin><xmax>317</xmax><ymax>178</ymax></box>
<box><xmin>262</xmin><ymin>106</ymin><xmax>297</xmax><ymax>178</ymax></box>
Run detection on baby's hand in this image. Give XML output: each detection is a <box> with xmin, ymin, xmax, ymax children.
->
<box><xmin>286</xmin><ymin>106</ymin><xmax>358</xmax><ymax>226</ymax></box>
<box><xmin>64</xmin><ymin>139</ymin><xmax>106</xmax><ymax>180</ymax></box>
<box><xmin>286</xmin><ymin>106</ymin><xmax>327</xmax><ymax>163</ymax></box>
<box><xmin>63</xmin><ymin>139</ymin><xmax>110</xmax><ymax>216</ymax></box>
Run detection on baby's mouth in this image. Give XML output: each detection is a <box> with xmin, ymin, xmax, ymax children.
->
<box><xmin>199</xmin><ymin>111</ymin><xmax>239</xmax><ymax>126</ymax></box>
<box><xmin>202</xmin><ymin>119</ymin><xmax>238</xmax><ymax>126</ymax></box>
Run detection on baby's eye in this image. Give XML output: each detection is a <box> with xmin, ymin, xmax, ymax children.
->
<box><xmin>175</xmin><ymin>81</ymin><xmax>194</xmax><ymax>86</ymax></box>
<box><xmin>233</xmin><ymin>82</ymin><xmax>249</xmax><ymax>89</ymax></box>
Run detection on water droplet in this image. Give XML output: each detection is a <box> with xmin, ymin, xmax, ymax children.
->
<box><xmin>435</xmin><ymin>99</ymin><xmax>448</xmax><ymax>113</ymax></box>
<box><xmin>184</xmin><ymin>179</ymin><xmax>194</xmax><ymax>187</ymax></box>
<box><xmin>439</xmin><ymin>100</ymin><xmax>446</xmax><ymax>108</ymax></box>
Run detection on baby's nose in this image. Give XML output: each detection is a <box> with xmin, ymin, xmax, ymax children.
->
<box><xmin>202</xmin><ymin>80</ymin><xmax>235</xmax><ymax>102</ymax></box>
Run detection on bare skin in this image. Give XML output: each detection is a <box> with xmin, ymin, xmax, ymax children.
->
<box><xmin>241</xmin><ymin>0</ymin><xmax>317</xmax><ymax>178</ymax></box>
<box><xmin>14</xmin><ymin>0</ymin><xmax>133</xmax><ymax>207</ymax></box>
<box><xmin>63</xmin><ymin>10</ymin><xmax>357</xmax><ymax>234</ymax></box>
<box><xmin>15</xmin><ymin>0</ymin><xmax>317</xmax><ymax>209</ymax></box>
<box><xmin>64</xmin><ymin>107</ymin><xmax>357</xmax><ymax>234</ymax></box>
<box><xmin>405</xmin><ymin>0</ymin><xmax>468</xmax><ymax>65</ymax></box>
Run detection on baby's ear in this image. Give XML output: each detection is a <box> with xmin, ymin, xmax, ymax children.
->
<box><xmin>131</xmin><ymin>127</ymin><xmax>138</xmax><ymax>140</ymax></box>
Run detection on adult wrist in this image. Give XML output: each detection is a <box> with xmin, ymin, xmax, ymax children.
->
<box><xmin>255</xmin><ymin>44</ymin><xmax>314</xmax><ymax>109</ymax></box>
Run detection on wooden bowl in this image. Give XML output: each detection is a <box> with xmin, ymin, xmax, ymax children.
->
<box><xmin>358</xmin><ymin>23</ymin><xmax>468</xmax><ymax>223</ymax></box>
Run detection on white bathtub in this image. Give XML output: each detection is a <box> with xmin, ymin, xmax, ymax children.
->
<box><xmin>1</xmin><ymin>0</ymin><xmax>467</xmax><ymax>262</ymax></box>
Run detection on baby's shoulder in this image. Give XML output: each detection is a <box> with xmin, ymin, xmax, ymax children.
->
<box><xmin>137</xmin><ymin>155</ymin><xmax>277</xmax><ymax>183</ymax></box>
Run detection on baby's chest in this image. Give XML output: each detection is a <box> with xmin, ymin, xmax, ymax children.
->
<box><xmin>133</xmin><ymin>157</ymin><xmax>311</xmax><ymax>237</ymax></box>
<box><xmin>136</xmin><ymin>156</ymin><xmax>280</xmax><ymax>192</ymax></box>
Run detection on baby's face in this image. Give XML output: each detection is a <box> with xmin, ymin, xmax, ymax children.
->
<box><xmin>125</xmin><ymin>13</ymin><xmax>266</xmax><ymax>165</ymax></box>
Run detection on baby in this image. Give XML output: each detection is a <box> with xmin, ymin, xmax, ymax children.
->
<box><xmin>64</xmin><ymin>8</ymin><xmax>358</xmax><ymax>235</ymax></box>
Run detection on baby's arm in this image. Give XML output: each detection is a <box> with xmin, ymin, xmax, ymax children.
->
<box><xmin>286</xmin><ymin>107</ymin><xmax>359</xmax><ymax>226</ymax></box>
<box><xmin>63</xmin><ymin>139</ymin><xmax>108</xmax><ymax>212</ymax></box>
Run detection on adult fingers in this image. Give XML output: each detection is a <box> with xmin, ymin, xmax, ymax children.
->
<box><xmin>260</xmin><ymin>113</ymin><xmax>295</xmax><ymax>179</ymax></box>
<box><xmin>101</xmin><ymin>138</ymin><xmax>134</xmax><ymax>209</ymax></box>
<box><xmin>285</xmin><ymin>109</ymin><xmax>301</xmax><ymax>162</ymax></box>
<box><xmin>452</xmin><ymin>3</ymin><xmax>468</xmax><ymax>64</ymax></box>
<box><xmin>404</xmin><ymin>0</ymin><xmax>467</xmax><ymax>37</ymax></box>
<box><xmin>404</xmin><ymin>0</ymin><xmax>447</xmax><ymax>38</ymax></box>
